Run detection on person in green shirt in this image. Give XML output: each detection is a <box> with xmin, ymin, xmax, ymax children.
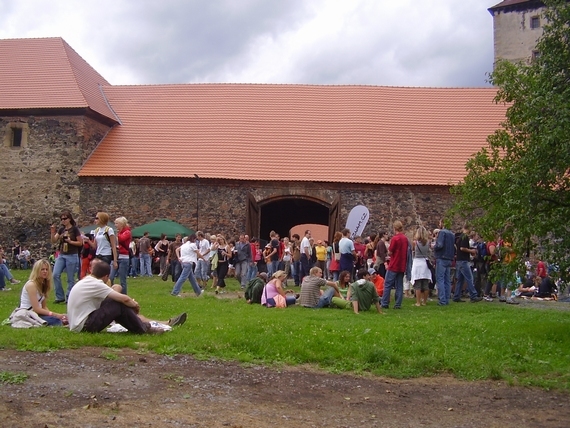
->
<box><xmin>347</xmin><ymin>268</ymin><xmax>383</xmax><ymax>314</ymax></box>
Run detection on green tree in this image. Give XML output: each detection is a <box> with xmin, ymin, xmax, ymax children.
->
<box><xmin>451</xmin><ymin>0</ymin><xmax>570</xmax><ymax>280</ymax></box>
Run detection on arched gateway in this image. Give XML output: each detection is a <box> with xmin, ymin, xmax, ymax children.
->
<box><xmin>246</xmin><ymin>193</ymin><xmax>340</xmax><ymax>243</ymax></box>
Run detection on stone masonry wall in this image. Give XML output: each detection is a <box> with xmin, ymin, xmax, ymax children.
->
<box><xmin>0</xmin><ymin>114</ymin><xmax>111</xmax><ymax>257</ymax></box>
<box><xmin>79</xmin><ymin>178</ymin><xmax>454</xmax><ymax>241</ymax></box>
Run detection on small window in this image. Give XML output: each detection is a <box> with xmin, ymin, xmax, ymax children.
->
<box><xmin>4</xmin><ymin>122</ymin><xmax>28</xmax><ymax>149</ymax></box>
<box><xmin>12</xmin><ymin>128</ymin><xmax>22</xmax><ymax>147</ymax></box>
<box><xmin>530</xmin><ymin>16</ymin><xmax>540</xmax><ymax>29</ymax></box>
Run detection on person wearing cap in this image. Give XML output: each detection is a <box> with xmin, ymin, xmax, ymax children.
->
<box><xmin>369</xmin><ymin>267</ymin><xmax>384</xmax><ymax>297</ymax></box>
<box><xmin>347</xmin><ymin>268</ymin><xmax>383</xmax><ymax>314</ymax></box>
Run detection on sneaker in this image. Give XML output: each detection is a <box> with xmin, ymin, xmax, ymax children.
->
<box><xmin>483</xmin><ymin>296</ymin><xmax>493</xmax><ymax>302</ymax></box>
<box><xmin>453</xmin><ymin>299</ymin><xmax>466</xmax><ymax>303</ymax></box>
<box><xmin>170</xmin><ymin>293</ymin><xmax>179</xmax><ymax>297</ymax></box>
<box><xmin>10</xmin><ymin>279</ymin><xmax>20</xmax><ymax>284</ymax></box>
<box><xmin>470</xmin><ymin>297</ymin><xmax>483</xmax><ymax>303</ymax></box>
<box><xmin>506</xmin><ymin>299</ymin><xmax>520</xmax><ymax>305</ymax></box>
<box><xmin>499</xmin><ymin>296</ymin><xmax>507</xmax><ymax>302</ymax></box>
<box><xmin>1</xmin><ymin>287</ymin><xmax>12</xmax><ymax>291</ymax></box>
<box><xmin>143</xmin><ymin>321</ymin><xmax>166</xmax><ymax>334</ymax></box>
<box><xmin>168</xmin><ymin>312</ymin><xmax>187</xmax><ymax>327</ymax></box>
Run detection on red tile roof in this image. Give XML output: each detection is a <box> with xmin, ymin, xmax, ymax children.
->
<box><xmin>0</xmin><ymin>37</ymin><xmax>118</xmax><ymax>123</ymax></box>
<box><xmin>79</xmin><ymin>84</ymin><xmax>508</xmax><ymax>186</ymax></box>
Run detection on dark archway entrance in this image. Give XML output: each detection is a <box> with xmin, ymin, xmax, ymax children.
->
<box><xmin>248</xmin><ymin>195</ymin><xmax>339</xmax><ymax>244</ymax></box>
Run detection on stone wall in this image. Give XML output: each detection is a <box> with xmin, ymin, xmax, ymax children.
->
<box><xmin>0</xmin><ymin>114</ymin><xmax>111</xmax><ymax>256</ymax></box>
<box><xmin>79</xmin><ymin>178</ymin><xmax>454</xmax><ymax>241</ymax></box>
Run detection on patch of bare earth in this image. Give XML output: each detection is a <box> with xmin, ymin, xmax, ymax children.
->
<box><xmin>1</xmin><ymin>348</ymin><xmax>568</xmax><ymax>427</ymax></box>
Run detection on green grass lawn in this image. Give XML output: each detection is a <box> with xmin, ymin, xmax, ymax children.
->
<box><xmin>2</xmin><ymin>269</ymin><xmax>570</xmax><ymax>390</ymax></box>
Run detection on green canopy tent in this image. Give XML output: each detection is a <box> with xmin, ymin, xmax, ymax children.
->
<box><xmin>131</xmin><ymin>219</ymin><xmax>194</xmax><ymax>240</ymax></box>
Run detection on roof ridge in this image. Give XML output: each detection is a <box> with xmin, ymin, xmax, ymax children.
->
<box><xmin>99</xmin><ymin>84</ymin><xmax>122</xmax><ymax>124</ymax></box>
<box><xmin>108</xmin><ymin>82</ymin><xmax>494</xmax><ymax>90</ymax></box>
<box><xmin>59</xmin><ymin>39</ymin><xmax>89</xmax><ymax>109</ymax></box>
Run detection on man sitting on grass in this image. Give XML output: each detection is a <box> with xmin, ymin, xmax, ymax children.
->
<box><xmin>347</xmin><ymin>268</ymin><xmax>383</xmax><ymax>314</ymax></box>
<box><xmin>68</xmin><ymin>259</ymin><xmax>186</xmax><ymax>333</ymax></box>
<box><xmin>299</xmin><ymin>266</ymin><xmax>339</xmax><ymax>308</ymax></box>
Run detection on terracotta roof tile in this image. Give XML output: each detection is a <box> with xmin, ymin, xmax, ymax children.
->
<box><xmin>79</xmin><ymin>84</ymin><xmax>508</xmax><ymax>186</ymax></box>
<box><xmin>0</xmin><ymin>37</ymin><xmax>118</xmax><ymax>122</ymax></box>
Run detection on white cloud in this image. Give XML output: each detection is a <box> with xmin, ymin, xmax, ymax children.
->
<box><xmin>0</xmin><ymin>0</ymin><xmax>500</xmax><ymax>87</ymax></box>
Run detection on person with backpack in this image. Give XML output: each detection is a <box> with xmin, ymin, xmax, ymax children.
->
<box><xmin>452</xmin><ymin>225</ymin><xmax>482</xmax><ymax>303</ymax></box>
<box><xmin>87</xmin><ymin>212</ymin><xmax>118</xmax><ymax>273</ymax></box>
<box><xmin>244</xmin><ymin>272</ymin><xmax>268</xmax><ymax>304</ymax></box>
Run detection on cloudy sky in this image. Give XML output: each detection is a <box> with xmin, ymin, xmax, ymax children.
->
<box><xmin>0</xmin><ymin>0</ymin><xmax>501</xmax><ymax>87</ymax></box>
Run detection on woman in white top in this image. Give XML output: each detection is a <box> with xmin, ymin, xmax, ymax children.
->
<box><xmin>87</xmin><ymin>211</ymin><xmax>118</xmax><ymax>272</ymax></box>
<box><xmin>411</xmin><ymin>226</ymin><xmax>433</xmax><ymax>307</ymax></box>
<box><xmin>20</xmin><ymin>259</ymin><xmax>67</xmax><ymax>326</ymax></box>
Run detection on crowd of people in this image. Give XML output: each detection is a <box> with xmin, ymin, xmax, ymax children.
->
<box><xmin>3</xmin><ymin>212</ymin><xmax>563</xmax><ymax>331</ymax></box>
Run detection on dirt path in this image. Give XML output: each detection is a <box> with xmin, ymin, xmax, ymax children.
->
<box><xmin>1</xmin><ymin>348</ymin><xmax>569</xmax><ymax>427</ymax></box>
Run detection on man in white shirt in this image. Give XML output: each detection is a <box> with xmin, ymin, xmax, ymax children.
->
<box><xmin>195</xmin><ymin>231</ymin><xmax>211</xmax><ymax>289</ymax></box>
<box><xmin>339</xmin><ymin>228</ymin><xmax>357</xmax><ymax>278</ymax></box>
<box><xmin>171</xmin><ymin>233</ymin><xmax>203</xmax><ymax>297</ymax></box>
<box><xmin>68</xmin><ymin>259</ymin><xmax>186</xmax><ymax>333</ymax></box>
<box><xmin>18</xmin><ymin>246</ymin><xmax>31</xmax><ymax>269</ymax></box>
<box><xmin>299</xmin><ymin>230</ymin><xmax>312</xmax><ymax>282</ymax></box>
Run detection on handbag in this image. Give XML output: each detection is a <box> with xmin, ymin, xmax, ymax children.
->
<box><xmin>329</xmin><ymin>257</ymin><xmax>340</xmax><ymax>271</ymax></box>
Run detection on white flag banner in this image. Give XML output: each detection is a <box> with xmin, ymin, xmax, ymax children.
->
<box><xmin>345</xmin><ymin>205</ymin><xmax>370</xmax><ymax>239</ymax></box>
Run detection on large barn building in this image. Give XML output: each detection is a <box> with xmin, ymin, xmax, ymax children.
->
<box><xmin>1</xmin><ymin>35</ymin><xmax>509</xmax><ymax>254</ymax></box>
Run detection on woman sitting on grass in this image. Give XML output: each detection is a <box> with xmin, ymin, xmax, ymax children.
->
<box><xmin>335</xmin><ymin>270</ymin><xmax>352</xmax><ymax>299</ymax></box>
<box><xmin>20</xmin><ymin>259</ymin><xmax>67</xmax><ymax>326</ymax></box>
<box><xmin>331</xmin><ymin>270</ymin><xmax>352</xmax><ymax>309</ymax></box>
<box><xmin>261</xmin><ymin>270</ymin><xmax>296</xmax><ymax>307</ymax></box>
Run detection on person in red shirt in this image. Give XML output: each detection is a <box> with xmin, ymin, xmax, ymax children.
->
<box><xmin>369</xmin><ymin>268</ymin><xmax>384</xmax><ymax>297</ymax></box>
<box><xmin>380</xmin><ymin>220</ymin><xmax>409</xmax><ymax>309</ymax></box>
<box><xmin>536</xmin><ymin>260</ymin><xmax>547</xmax><ymax>278</ymax></box>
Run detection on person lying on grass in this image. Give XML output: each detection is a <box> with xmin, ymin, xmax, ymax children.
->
<box><xmin>67</xmin><ymin>259</ymin><xmax>186</xmax><ymax>333</ymax></box>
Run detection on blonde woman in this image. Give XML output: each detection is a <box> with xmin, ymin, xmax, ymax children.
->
<box><xmin>87</xmin><ymin>212</ymin><xmax>118</xmax><ymax>272</ymax></box>
<box><xmin>214</xmin><ymin>235</ymin><xmax>230</xmax><ymax>294</ymax></box>
<box><xmin>411</xmin><ymin>226</ymin><xmax>432</xmax><ymax>306</ymax></box>
<box><xmin>261</xmin><ymin>270</ymin><xmax>296</xmax><ymax>307</ymax></box>
<box><xmin>20</xmin><ymin>259</ymin><xmax>67</xmax><ymax>326</ymax></box>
